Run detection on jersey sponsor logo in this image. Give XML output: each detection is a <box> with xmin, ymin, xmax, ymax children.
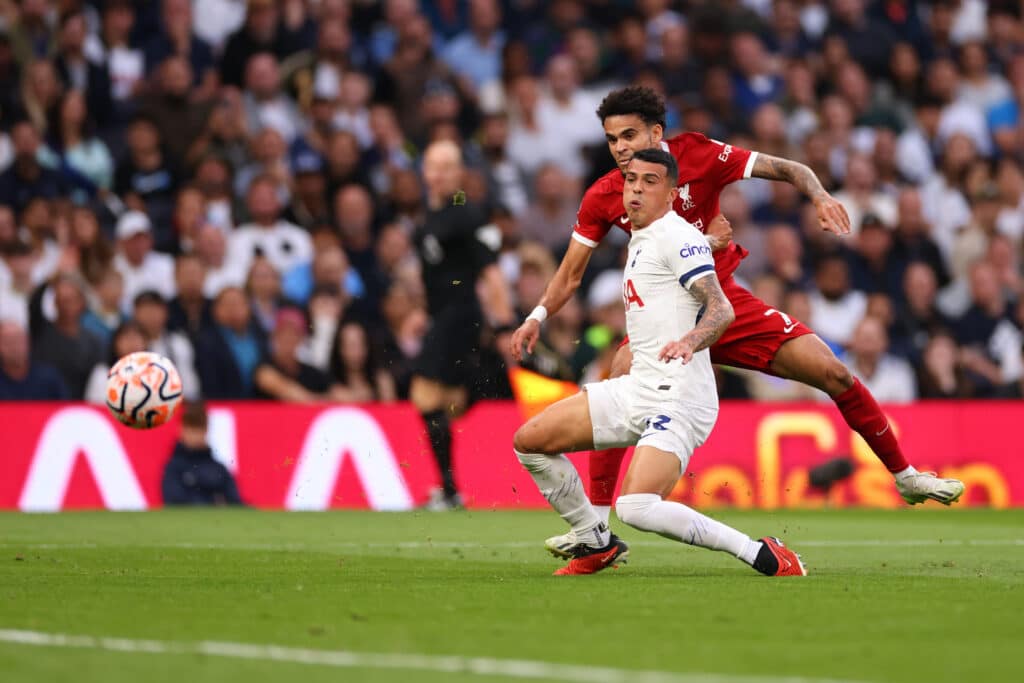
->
<box><xmin>678</xmin><ymin>183</ymin><xmax>695</xmax><ymax>211</ymax></box>
<box><xmin>623</xmin><ymin>278</ymin><xmax>645</xmax><ymax>309</ymax></box>
<box><xmin>680</xmin><ymin>242</ymin><xmax>712</xmax><ymax>259</ymax></box>
<box><xmin>717</xmin><ymin>144</ymin><xmax>733</xmax><ymax>162</ymax></box>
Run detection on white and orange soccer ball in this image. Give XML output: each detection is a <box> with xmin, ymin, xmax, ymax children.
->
<box><xmin>105</xmin><ymin>352</ymin><xmax>183</xmax><ymax>429</ymax></box>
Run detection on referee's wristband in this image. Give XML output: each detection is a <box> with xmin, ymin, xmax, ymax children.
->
<box><xmin>526</xmin><ymin>305</ymin><xmax>548</xmax><ymax>325</ymax></box>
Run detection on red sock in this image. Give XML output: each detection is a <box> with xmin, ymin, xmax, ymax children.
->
<box><xmin>588</xmin><ymin>448</ymin><xmax>629</xmax><ymax>505</ymax></box>
<box><xmin>832</xmin><ymin>378</ymin><xmax>909</xmax><ymax>473</ymax></box>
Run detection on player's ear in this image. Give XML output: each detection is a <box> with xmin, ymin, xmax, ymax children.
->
<box><xmin>668</xmin><ymin>186</ymin><xmax>678</xmax><ymax>202</ymax></box>
<box><xmin>650</xmin><ymin>123</ymin><xmax>664</xmax><ymax>142</ymax></box>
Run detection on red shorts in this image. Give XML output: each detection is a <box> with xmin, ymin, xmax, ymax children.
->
<box><xmin>618</xmin><ymin>276</ymin><xmax>813</xmax><ymax>373</ymax></box>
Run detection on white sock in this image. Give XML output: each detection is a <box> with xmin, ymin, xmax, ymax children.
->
<box><xmin>894</xmin><ymin>465</ymin><xmax>919</xmax><ymax>481</ymax></box>
<box><xmin>616</xmin><ymin>493</ymin><xmax>760</xmax><ymax>566</ymax></box>
<box><xmin>594</xmin><ymin>505</ymin><xmax>612</xmax><ymax>525</ymax></box>
<box><xmin>515</xmin><ymin>450</ymin><xmax>609</xmax><ymax>547</ymax></box>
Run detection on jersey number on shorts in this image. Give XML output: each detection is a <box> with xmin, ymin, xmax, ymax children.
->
<box><xmin>645</xmin><ymin>414</ymin><xmax>671</xmax><ymax>432</ymax></box>
<box><xmin>764</xmin><ymin>308</ymin><xmax>798</xmax><ymax>334</ymax></box>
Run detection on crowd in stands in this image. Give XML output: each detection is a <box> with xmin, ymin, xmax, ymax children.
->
<box><xmin>2</xmin><ymin>0</ymin><xmax>1024</xmax><ymax>405</ymax></box>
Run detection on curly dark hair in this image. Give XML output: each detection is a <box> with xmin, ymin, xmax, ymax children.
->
<box><xmin>596</xmin><ymin>86</ymin><xmax>666</xmax><ymax>128</ymax></box>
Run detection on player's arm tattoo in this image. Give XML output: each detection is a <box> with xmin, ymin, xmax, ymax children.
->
<box><xmin>683</xmin><ymin>276</ymin><xmax>735</xmax><ymax>353</ymax></box>
<box><xmin>751</xmin><ymin>153</ymin><xmax>828</xmax><ymax>204</ymax></box>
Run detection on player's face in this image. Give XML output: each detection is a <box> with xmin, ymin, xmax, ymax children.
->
<box><xmin>623</xmin><ymin>159</ymin><xmax>677</xmax><ymax>229</ymax></box>
<box><xmin>603</xmin><ymin>115</ymin><xmax>664</xmax><ymax>172</ymax></box>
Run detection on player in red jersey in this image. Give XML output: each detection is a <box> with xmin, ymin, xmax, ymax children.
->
<box><xmin>510</xmin><ymin>87</ymin><xmax>964</xmax><ymax>555</ymax></box>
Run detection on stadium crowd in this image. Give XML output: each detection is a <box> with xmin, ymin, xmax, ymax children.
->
<box><xmin>1</xmin><ymin>0</ymin><xmax>1024</xmax><ymax>405</ymax></box>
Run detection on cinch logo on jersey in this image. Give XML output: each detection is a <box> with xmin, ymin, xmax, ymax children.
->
<box><xmin>679</xmin><ymin>242</ymin><xmax>712</xmax><ymax>258</ymax></box>
<box><xmin>623</xmin><ymin>278</ymin><xmax>645</xmax><ymax>309</ymax></box>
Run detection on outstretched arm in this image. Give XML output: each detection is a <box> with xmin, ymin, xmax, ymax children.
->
<box><xmin>510</xmin><ymin>239</ymin><xmax>593</xmax><ymax>361</ymax></box>
<box><xmin>751</xmin><ymin>153</ymin><xmax>851</xmax><ymax>235</ymax></box>
<box><xmin>658</xmin><ymin>275</ymin><xmax>735</xmax><ymax>364</ymax></box>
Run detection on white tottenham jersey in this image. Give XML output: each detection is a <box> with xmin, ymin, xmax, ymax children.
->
<box><xmin>622</xmin><ymin>210</ymin><xmax>718</xmax><ymax>407</ymax></box>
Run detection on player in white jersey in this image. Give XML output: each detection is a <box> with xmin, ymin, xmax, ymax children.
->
<box><xmin>512</xmin><ymin>149</ymin><xmax>806</xmax><ymax>576</ymax></box>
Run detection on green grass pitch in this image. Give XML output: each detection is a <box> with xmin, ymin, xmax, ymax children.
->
<box><xmin>1</xmin><ymin>508</ymin><xmax>1022</xmax><ymax>683</ymax></box>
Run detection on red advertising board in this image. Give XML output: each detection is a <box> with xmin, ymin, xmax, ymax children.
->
<box><xmin>0</xmin><ymin>401</ymin><xmax>1020</xmax><ymax>510</ymax></box>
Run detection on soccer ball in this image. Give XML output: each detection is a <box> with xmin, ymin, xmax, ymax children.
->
<box><xmin>105</xmin><ymin>351</ymin><xmax>183</xmax><ymax>429</ymax></box>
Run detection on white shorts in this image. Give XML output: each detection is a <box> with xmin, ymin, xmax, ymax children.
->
<box><xmin>585</xmin><ymin>374</ymin><xmax>718</xmax><ymax>470</ymax></box>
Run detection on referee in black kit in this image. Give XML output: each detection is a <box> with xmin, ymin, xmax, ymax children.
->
<box><xmin>411</xmin><ymin>140</ymin><xmax>515</xmax><ymax>510</ymax></box>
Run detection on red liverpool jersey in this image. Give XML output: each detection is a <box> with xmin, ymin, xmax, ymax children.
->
<box><xmin>571</xmin><ymin>133</ymin><xmax>757</xmax><ymax>279</ymax></box>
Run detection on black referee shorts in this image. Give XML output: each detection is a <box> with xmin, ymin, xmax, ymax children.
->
<box><xmin>413</xmin><ymin>304</ymin><xmax>484</xmax><ymax>388</ymax></box>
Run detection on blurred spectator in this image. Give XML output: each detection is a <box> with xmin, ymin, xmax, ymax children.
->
<box><xmin>918</xmin><ymin>332</ymin><xmax>974</xmax><ymax>399</ymax></box>
<box><xmin>193</xmin><ymin>156</ymin><xmax>239</xmax><ymax>230</ymax></box>
<box><xmin>477</xmin><ymin>112</ymin><xmax>529</xmax><ymax>216</ymax></box>
<box><xmin>68</xmin><ymin>207</ymin><xmax>113</xmax><ymax>286</ymax></box>
<box><xmin>194</xmin><ymin>286</ymin><xmax>268</xmax><ymax>399</ymax></box>
<box><xmin>81</xmin><ymin>267</ymin><xmax>126</xmax><ymax>344</ymax></box>
<box><xmin>730</xmin><ymin>31</ymin><xmax>784</xmax><ymax>116</ymax></box>
<box><xmin>30</xmin><ymin>274</ymin><xmax>104</xmax><ymax>400</ymax></box>
<box><xmin>168</xmin><ymin>254</ymin><xmax>213</xmax><ymax>336</ymax></box>
<box><xmin>53</xmin><ymin>10</ymin><xmax>112</xmax><ymax>128</ymax></box>
<box><xmin>954</xmin><ymin>260</ymin><xmax>1021</xmax><ymax>395</ymax></box>
<box><xmin>0</xmin><ymin>240</ymin><xmax>35</xmax><ymax>328</ymax></box>
<box><xmin>0</xmin><ymin>121</ymin><xmax>66</xmax><ymax>214</ymax></box>
<box><xmin>144</xmin><ymin>0</ymin><xmax>217</xmax><ymax>97</ymax></box>
<box><xmin>195</xmin><ymin>225</ymin><xmax>246</xmax><ymax>298</ymax></box>
<box><xmin>0</xmin><ymin>319</ymin><xmax>69</xmax><ymax>400</ymax></box>
<box><xmin>132</xmin><ymin>290</ymin><xmax>201</xmax><ymax>401</ymax></box>
<box><xmin>892</xmin><ymin>262</ymin><xmax>954</xmax><ymax>364</ymax></box>
<box><xmin>842</xmin><ymin>315</ymin><xmax>917</xmax><ymax>403</ymax></box>
<box><xmin>890</xmin><ymin>187</ymin><xmax>950</xmax><ymax>287</ymax></box>
<box><xmin>246</xmin><ymin>257</ymin><xmax>283</xmax><ymax>334</ymax></box>
<box><xmin>140</xmin><ymin>57</ymin><xmax>213</xmax><ymax>170</ymax></box>
<box><xmin>254</xmin><ymin>306</ymin><xmax>331</xmax><ymax>401</ymax></box>
<box><xmin>98</xmin><ymin>0</ymin><xmax>145</xmax><ymax>117</ymax></box>
<box><xmin>286</xmin><ymin>144</ymin><xmax>329</xmax><ymax>229</ymax></box>
<box><xmin>235</xmin><ymin>127</ymin><xmax>292</xmax><ymax>202</ymax></box>
<box><xmin>517</xmin><ymin>164</ymin><xmax>577</xmax><ymax>251</ymax></box>
<box><xmin>760</xmin><ymin>224</ymin><xmax>807</xmax><ymax>290</ymax></box>
<box><xmin>334</xmin><ymin>183</ymin><xmax>385</xmax><ymax>296</ymax></box>
<box><xmin>220</xmin><ymin>0</ymin><xmax>294</xmax><ymax>88</ymax></box>
<box><xmin>327</xmin><ymin>320</ymin><xmax>397</xmax><ymax>403</ymax></box>
<box><xmin>809</xmin><ymin>254</ymin><xmax>867</xmax><ymax>348</ymax></box>
<box><xmin>243</xmin><ymin>52</ymin><xmax>303</xmax><ymax>145</ymax></box>
<box><xmin>442</xmin><ymin>0</ymin><xmax>505</xmax><ymax>90</ymax></box>
<box><xmin>114</xmin><ymin>116</ymin><xmax>180</xmax><ymax>245</ymax></box>
<box><xmin>162</xmin><ymin>401</ymin><xmax>243</xmax><ymax>506</ymax></box>
<box><xmin>229</xmin><ymin>175</ymin><xmax>312</xmax><ymax>276</ymax></box>
<box><xmin>41</xmin><ymin>90</ymin><xmax>114</xmax><ymax>202</ymax></box>
<box><xmin>113</xmin><ymin>211</ymin><xmax>175</xmax><ymax>311</ymax></box>
<box><xmin>83</xmin><ymin>320</ymin><xmax>146</xmax><ymax>405</ymax></box>
<box><xmin>20</xmin><ymin>60</ymin><xmax>62</xmax><ymax>135</ymax></box>
<box><xmin>833</xmin><ymin>153</ymin><xmax>897</xmax><ymax>233</ymax></box>
<box><xmin>847</xmin><ymin>215</ymin><xmax>901</xmax><ymax>297</ymax></box>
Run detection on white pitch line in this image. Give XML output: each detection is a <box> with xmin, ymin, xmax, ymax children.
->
<box><xmin>1</xmin><ymin>539</ymin><xmax>1023</xmax><ymax>551</ymax></box>
<box><xmin>0</xmin><ymin>629</ymin><xmax>873</xmax><ymax>683</ymax></box>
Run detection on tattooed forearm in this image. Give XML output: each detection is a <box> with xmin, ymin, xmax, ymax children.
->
<box><xmin>683</xmin><ymin>275</ymin><xmax>735</xmax><ymax>353</ymax></box>
<box><xmin>751</xmin><ymin>154</ymin><xmax>828</xmax><ymax>203</ymax></box>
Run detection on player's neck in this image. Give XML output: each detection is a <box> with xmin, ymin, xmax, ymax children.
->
<box><xmin>633</xmin><ymin>208</ymin><xmax>671</xmax><ymax>230</ymax></box>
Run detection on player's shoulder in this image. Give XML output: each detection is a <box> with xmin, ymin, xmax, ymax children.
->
<box><xmin>651</xmin><ymin>211</ymin><xmax>708</xmax><ymax>244</ymax></box>
<box><xmin>581</xmin><ymin>168</ymin><xmax>624</xmax><ymax>207</ymax></box>
<box><xmin>665</xmin><ymin>131</ymin><xmax>715</xmax><ymax>157</ymax></box>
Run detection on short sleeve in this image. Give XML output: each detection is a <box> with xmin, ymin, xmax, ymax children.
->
<box><xmin>681</xmin><ymin>134</ymin><xmax>758</xmax><ymax>185</ymax></box>
<box><xmin>571</xmin><ymin>187</ymin><xmax>612</xmax><ymax>248</ymax></box>
<box><xmin>661</xmin><ymin>222</ymin><xmax>716</xmax><ymax>290</ymax></box>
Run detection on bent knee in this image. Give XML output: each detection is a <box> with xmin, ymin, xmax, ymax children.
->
<box><xmin>823</xmin><ymin>358</ymin><xmax>854</xmax><ymax>395</ymax></box>
<box><xmin>615</xmin><ymin>493</ymin><xmax>660</xmax><ymax>530</ymax></box>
